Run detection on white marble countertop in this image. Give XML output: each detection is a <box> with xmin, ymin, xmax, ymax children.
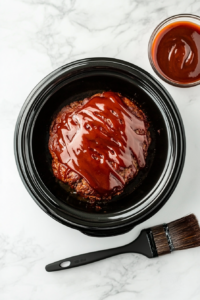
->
<box><xmin>1</xmin><ymin>0</ymin><xmax>200</xmax><ymax>299</ymax></box>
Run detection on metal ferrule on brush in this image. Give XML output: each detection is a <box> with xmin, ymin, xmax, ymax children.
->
<box><xmin>163</xmin><ymin>224</ymin><xmax>175</xmax><ymax>252</ymax></box>
<box><xmin>150</xmin><ymin>224</ymin><xmax>174</xmax><ymax>256</ymax></box>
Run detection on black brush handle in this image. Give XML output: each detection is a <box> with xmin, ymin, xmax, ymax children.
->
<box><xmin>46</xmin><ymin>245</ymin><xmax>130</xmax><ymax>272</ymax></box>
<box><xmin>45</xmin><ymin>230</ymin><xmax>153</xmax><ymax>272</ymax></box>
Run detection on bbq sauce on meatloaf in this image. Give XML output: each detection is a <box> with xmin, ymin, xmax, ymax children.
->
<box><xmin>48</xmin><ymin>92</ymin><xmax>150</xmax><ymax>201</ymax></box>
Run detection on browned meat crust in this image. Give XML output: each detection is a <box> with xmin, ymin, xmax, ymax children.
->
<box><xmin>48</xmin><ymin>93</ymin><xmax>151</xmax><ymax>202</ymax></box>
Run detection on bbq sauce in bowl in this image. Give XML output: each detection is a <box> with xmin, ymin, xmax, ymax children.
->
<box><xmin>149</xmin><ymin>15</ymin><xmax>200</xmax><ymax>87</ymax></box>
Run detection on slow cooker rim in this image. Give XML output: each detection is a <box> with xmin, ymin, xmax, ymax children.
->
<box><xmin>14</xmin><ymin>57</ymin><xmax>186</xmax><ymax>236</ymax></box>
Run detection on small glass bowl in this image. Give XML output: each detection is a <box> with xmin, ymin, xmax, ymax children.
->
<box><xmin>148</xmin><ymin>14</ymin><xmax>200</xmax><ymax>88</ymax></box>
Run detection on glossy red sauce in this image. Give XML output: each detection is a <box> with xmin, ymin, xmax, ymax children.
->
<box><xmin>152</xmin><ymin>21</ymin><xmax>200</xmax><ymax>84</ymax></box>
<box><xmin>54</xmin><ymin>92</ymin><xmax>148</xmax><ymax>197</ymax></box>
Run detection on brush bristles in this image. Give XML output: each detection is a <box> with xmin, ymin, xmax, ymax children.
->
<box><xmin>168</xmin><ymin>214</ymin><xmax>200</xmax><ymax>251</ymax></box>
<box><xmin>152</xmin><ymin>214</ymin><xmax>200</xmax><ymax>256</ymax></box>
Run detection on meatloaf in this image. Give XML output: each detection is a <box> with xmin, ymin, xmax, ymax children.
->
<box><xmin>48</xmin><ymin>91</ymin><xmax>151</xmax><ymax>201</ymax></box>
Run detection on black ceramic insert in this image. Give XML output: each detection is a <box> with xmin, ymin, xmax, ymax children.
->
<box><xmin>14</xmin><ymin>58</ymin><xmax>186</xmax><ymax>237</ymax></box>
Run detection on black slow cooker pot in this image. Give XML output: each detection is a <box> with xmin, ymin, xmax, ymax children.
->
<box><xmin>14</xmin><ymin>58</ymin><xmax>186</xmax><ymax>237</ymax></box>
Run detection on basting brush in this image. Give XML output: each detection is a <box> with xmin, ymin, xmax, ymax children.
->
<box><xmin>45</xmin><ymin>214</ymin><xmax>200</xmax><ymax>272</ymax></box>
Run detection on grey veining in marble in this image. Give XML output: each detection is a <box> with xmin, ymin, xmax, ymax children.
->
<box><xmin>1</xmin><ymin>0</ymin><xmax>200</xmax><ymax>299</ymax></box>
